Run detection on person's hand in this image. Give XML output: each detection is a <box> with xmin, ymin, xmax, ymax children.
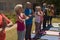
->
<box><xmin>29</xmin><ymin>15</ymin><xmax>32</xmax><ymax>17</ymax></box>
<box><xmin>19</xmin><ymin>19</ymin><xmax>25</xmax><ymax>23</ymax></box>
<box><xmin>45</xmin><ymin>8</ymin><xmax>48</xmax><ymax>10</ymax></box>
<box><xmin>26</xmin><ymin>17</ymin><xmax>29</xmax><ymax>19</ymax></box>
<box><xmin>44</xmin><ymin>13</ymin><xmax>45</xmax><ymax>15</ymax></box>
<box><xmin>7</xmin><ymin>22</ymin><xmax>13</xmax><ymax>27</ymax></box>
<box><xmin>0</xmin><ymin>28</ymin><xmax>4</xmax><ymax>33</ymax></box>
<box><xmin>0</xmin><ymin>28</ymin><xmax>2</xmax><ymax>32</ymax></box>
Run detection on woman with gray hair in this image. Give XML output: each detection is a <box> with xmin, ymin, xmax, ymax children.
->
<box><xmin>14</xmin><ymin>4</ymin><xmax>29</xmax><ymax>40</ymax></box>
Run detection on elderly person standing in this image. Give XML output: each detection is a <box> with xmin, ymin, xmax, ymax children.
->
<box><xmin>24</xmin><ymin>2</ymin><xmax>34</xmax><ymax>40</ymax></box>
<box><xmin>49</xmin><ymin>4</ymin><xmax>54</xmax><ymax>26</ymax></box>
<box><xmin>42</xmin><ymin>2</ymin><xmax>47</xmax><ymax>31</ymax></box>
<box><xmin>33</xmin><ymin>6</ymin><xmax>44</xmax><ymax>40</ymax></box>
<box><xmin>46</xmin><ymin>4</ymin><xmax>54</xmax><ymax>27</ymax></box>
<box><xmin>40</xmin><ymin>2</ymin><xmax>48</xmax><ymax>35</ymax></box>
<box><xmin>14</xmin><ymin>4</ymin><xmax>29</xmax><ymax>40</ymax></box>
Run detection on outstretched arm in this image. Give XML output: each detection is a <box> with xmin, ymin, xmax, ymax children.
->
<box><xmin>1</xmin><ymin>14</ymin><xmax>13</xmax><ymax>31</ymax></box>
<box><xmin>23</xmin><ymin>14</ymin><xmax>29</xmax><ymax>20</ymax></box>
<box><xmin>16</xmin><ymin>15</ymin><xmax>25</xmax><ymax>22</ymax></box>
<box><xmin>1</xmin><ymin>14</ymin><xmax>11</xmax><ymax>24</ymax></box>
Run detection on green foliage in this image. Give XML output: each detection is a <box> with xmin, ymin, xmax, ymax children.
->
<box><xmin>5</xmin><ymin>13</ymin><xmax>16</xmax><ymax>23</ymax></box>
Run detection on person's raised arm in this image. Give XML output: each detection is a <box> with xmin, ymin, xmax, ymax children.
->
<box><xmin>16</xmin><ymin>15</ymin><xmax>25</xmax><ymax>22</ymax></box>
<box><xmin>23</xmin><ymin>13</ymin><xmax>29</xmax><ymax>20</ymax></box>
<box><xmin>1</xmin><ymin>14</ymin><xmax>13</xmax><ymax>27</ymax></box>
<box><xmin>32</xmin><ymin>10</ymin><xmax>35</xmax><ymax>17</ymax></box>
<box><xmin>1</xmin><ymin>14</ymin><xmax>11</xmax><ymax>24</ymax></box>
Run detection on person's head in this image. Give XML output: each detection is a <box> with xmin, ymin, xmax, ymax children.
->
<box><xmin>47</xmin><ymin>4</ymin><xmax>50</xmax><ymax>10</ymax></box>
<box><xmin>50</xmin><ymin>4</ymin><xmax>54</xmax><ymax>9</ymax></box>
<box><xmin>35</xmin><ymin>6</ymin><xmax>41</xmax><ymax>11</ymax></box>
<box><xmin>14</xmin><ymin>4</ymin><xmax>23</xmax><ymax>14</ymax></box>
<box><xmin>47</xmin><ymin>4</ymin><xmax>50</xmax><ymax>8</ymax></box>
<box><xmin>43</xmin><ymin>2</ymin><xmax>47</xmax><ymax>6</ymax></box>
<box><xmin>26</xmin><ymin>2</ymin><xmax>32</xmax><ymax>8</ymax></box>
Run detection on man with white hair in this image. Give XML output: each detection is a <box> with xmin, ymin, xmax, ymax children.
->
<box><xmin>24</xmin><ymin>2</ymin><xmax>34</xmax><ymax>40</ymax></box>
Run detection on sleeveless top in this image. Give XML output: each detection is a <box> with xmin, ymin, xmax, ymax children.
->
<box><xmin>35</xmin><ymin>11</ymin><xmax>43</xmax><ymax>23</ymax></box>
<box><xmin>16</xmin><ymin>13</ymin><xmax>25</xmax><ymax>31</ymax></box>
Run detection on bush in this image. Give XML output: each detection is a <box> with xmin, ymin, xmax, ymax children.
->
<box><xmin>5</xmin><ymin>12</ymin><xmax>16</xmax><ymax>23</ymax></box>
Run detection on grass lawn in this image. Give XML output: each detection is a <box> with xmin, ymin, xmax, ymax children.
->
<box><xmin>6</xmin><ymin>18</ymin><xmax>60</xmax><ymax>40</ymax></box>
<box><xmin>52</xmin><ymin>18</ymin><xmax>60</xmax><ymax>23</ymax></box>
<box><xmin>6</xmin><ymin>28</ymin><xmax>17</xmax><ymax>40</ymax></box>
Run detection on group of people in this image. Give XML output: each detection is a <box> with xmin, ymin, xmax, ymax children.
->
<box><xmin>0</xmin><ymin>1</ymin><xmax>55</xmax><ymax>40</ymax></box>
<box><xmin>15</xmin><ymin>2</ymin><xmax>54</xmax><ymax>40</ymax></box>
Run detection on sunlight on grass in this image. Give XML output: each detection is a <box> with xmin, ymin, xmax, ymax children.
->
<box><xmin>52</xmin><ymin>18</ymin><xmax>60</xmax><ymax>23</ymax></box>
<box><xmin>6</xmin><ymin>28</ymin><xmax>17</xmax><ymax>40</ymax></box>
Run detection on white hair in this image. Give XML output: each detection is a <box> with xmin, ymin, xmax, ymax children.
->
<box><xmin>36</xmin><ymin>6</ymin><xmax>41</xmax><ymax>9</ymax></box>
<box><xmin>14</xmin><ymin>4</ymin><xmax>23</xmax><ymax>11</ymax></box>
<box><xmin>51</xmin><ymin>4</ymin><xmax>54</xmax><ymax>7</ymax></box>
<box><xmin>26</xmin><ymin>2</ymin><xmax>31</xmax><ymax>4</ymax></box>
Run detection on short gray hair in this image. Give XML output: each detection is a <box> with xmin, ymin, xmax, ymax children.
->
<box><xmin>26</xmin><ymin>2</ymin><xmax>31</xmax><ymax>4</ymax></box>
<box><xmin>14</xmin><ymin>4</ymin><xmax>23</xmax><ymax>11</ymax></box>
<box><xmin>35</xmin><ymin>6</ymin><xmax>41</xmax><ymax>9</ymax></box>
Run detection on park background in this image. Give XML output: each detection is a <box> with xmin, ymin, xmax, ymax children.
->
<box><xmin>0</xmin><ymin>0</ymin><xmax>60</xmax><ymax>40</ymax></box>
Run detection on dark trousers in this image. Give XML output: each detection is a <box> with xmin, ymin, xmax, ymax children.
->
<box><xmin>33</xmin><ymin>22</ymin><xmax>41</xmax><ymax>39</ymax></box>
<box><xmin>25</xmin><ymin>23</ymin><xmax>32</xmax><ymax>40</ymax></box>
<box><xmin>35</xmin><ymin>22</ymin><xmax>41</xmax><ymax>33</ymax></box>
<box><xmin>43</xmin><ymin>16</ymin><xmax>48</xmax><ymax>30</ymax></box>
<box><xmin>47</xmin><ymin>16</ymin><xmax>52</xmax><ymax>25</ymax></box>
<box><xmin>49</xmin><ymin>16</ymin><xmax>52</xmax><ymax>25</ymax></box>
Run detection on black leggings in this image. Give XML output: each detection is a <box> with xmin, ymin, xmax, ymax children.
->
<box><xmin>47</xmin><ymin>16</ymin><xmax>52</xmax><ymax>25</ymax></box>
<box><xmin>43</xmin><ymin>16</ymin><xmax>48</xmax><ymax>30</ymax></box>
<box><xmin>49</xmin><ymin>16</ymin><xmax>52</xmax><ymax>25</ymax></box>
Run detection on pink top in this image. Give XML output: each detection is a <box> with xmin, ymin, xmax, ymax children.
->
<box><xmin>16</xmin><ymin>14</ymin><xmax>25</xmax><ymax>31</ymax></box>
<box><xmin>35</xmin><ymin>11</ymin><xmax>43</xmax><ymax>23</ymax></box>
<box><xmin>40</xmin><ymin>11</ymin><xmax>43</xmax><ymax>21</ymax></box>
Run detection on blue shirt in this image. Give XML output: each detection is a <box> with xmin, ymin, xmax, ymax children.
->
<box><xmin>24</xmin><ymin>8</ymin><xmax>33</xmax><ymax>24</ymax></box>
<box><xmin>42</xmin><ymin>6</ymin><xmax>46</xmax><ymax>12</ymax></box>
<box><xmin>42</xmin><ymin>6</ymin><xmax>47</xmax><ymax>16</ymax></box>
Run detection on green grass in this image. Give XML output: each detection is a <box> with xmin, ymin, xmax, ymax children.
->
<box><xmin>6</xmin><ymin>28</ymin><xmax>17</xmax><ymax>40</ymax></box>
<box><xmin>52</xmin><ymin>18</ymin><xmax>60</xmax><ymax>23</ymax></box>
<box><xmin>6</xmin><ymin>18</ymin><xmax>60</xmax><ymax>40</ymax></box>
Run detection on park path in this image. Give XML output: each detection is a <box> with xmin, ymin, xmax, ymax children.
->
<box><xmin>32</xmin><ymin>23</ymin><xmax>60</xmax><ymax>40</ymax></box>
